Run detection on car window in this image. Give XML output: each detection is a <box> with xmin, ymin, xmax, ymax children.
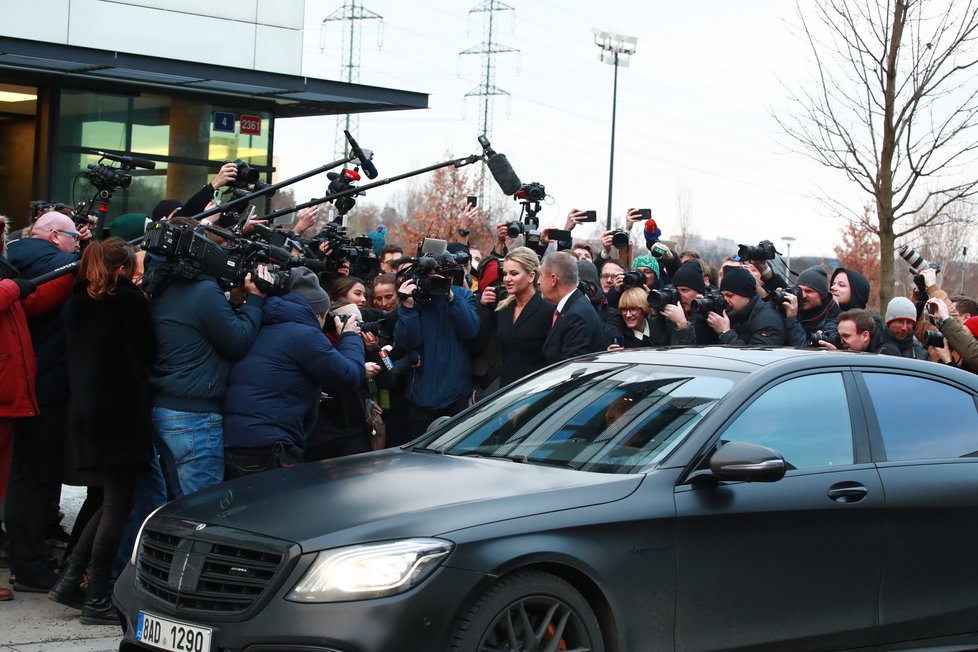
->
<box><xmin>420</xmin><ymin>363</ymin><xmax>738</xmax><ymax>473</ymax></box>
<box><xmin>862</xmin><ymin>372</ymin><xmax>978</xmax><ymax>461</ymax></box>
<box><xmin>720</xmin><ymin>373</ymin><xmax>854</xmax><ymax>470</ymax></box>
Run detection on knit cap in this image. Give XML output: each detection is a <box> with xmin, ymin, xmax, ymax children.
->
<box><xmin>719</xmin><ymin>266</ymin><xmax>757</xmax><ymax>298</ymax></box>
<box><xmin>631</xmin><ymin>254</ymin><xmax>660</xmax><ymax>279</ymax></box>
<box><xmin>288</xmin><ymin>267</ymin><xmax>331</xmax><ymax>314</ymax></box>
<box><xmin>671</xmin><ymin>260</ymin><xmax>706</xmax><ymax>294</ymax></box>
<box><xmin>796</xmin><ymin>265</ymin><xmax>829</xmax><ymax>298</ymax></box>
<box><xmin>151</xmin><ymin>199</ymin><xmax>183</xmax><ymax>222</ymax></box>
<box><xmin>108</xmin><ymin>213</ymin><xmax>149</xmax><ymax>242</ymax></box>
<box><xmin>884</xmin><ymin>296</ymin><xmax>917</xmax><ymax>325</ymax></box>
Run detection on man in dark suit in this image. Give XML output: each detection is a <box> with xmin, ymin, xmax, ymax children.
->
<box><xmin>540</xmin><ymin>251</ymin><xmax>605</xmax><ymax>364</ymax></box>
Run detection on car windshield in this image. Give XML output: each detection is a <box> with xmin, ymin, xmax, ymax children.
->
<box><xmin>418</xmin><ymin>362</ymin><xmax>738</xmax><ymax>473</ymax></box>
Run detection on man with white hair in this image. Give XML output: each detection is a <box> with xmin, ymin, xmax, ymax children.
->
<box><xmin>4</xmin><ymin>211</ymin><xmax>89</xmax><ymax>592</ymax></box>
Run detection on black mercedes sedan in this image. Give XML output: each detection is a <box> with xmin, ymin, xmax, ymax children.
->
<box><xmin>114</xmin><ymin>347</ymin><xmax>978</xmax><ymax>652</ymax></box>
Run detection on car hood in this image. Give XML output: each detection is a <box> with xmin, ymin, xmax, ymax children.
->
<box><xmin>158</xmin><ymin>449</ymin><xmax>643</xmax><ymax>550</ymax></box>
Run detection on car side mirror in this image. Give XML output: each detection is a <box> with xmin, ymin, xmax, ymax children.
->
<box><xmin>426</xmin><ymin>415</ymin><xmax>453</xmax><ymax>433</ymax></box>
<box><xmin>703</xmin><ymin>441</ymin><xmax>786</xmax><ymax>483</ymax></box>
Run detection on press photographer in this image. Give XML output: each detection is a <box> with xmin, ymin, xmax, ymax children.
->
<box><xmin>924</xmin><ymin>298</ymin><xmax>978</xmax><ymax>372</ymax></box>
<box><xmin>783</xmin><ymin>265</ymin><xmax>841</xmax><ymax>348</ymax></box>
<box><xmin>223</xmin><ymin>267</ymin><xmax>365</xmax><ymax>477</ymax></box>
<box><xmin>878</xmin><ymin>296</ymin><xmax>928</xmax><ymax>359</ymax></box>
<box><xmin>709</xmin><ymin>266</ymin><xmax>786</xmax><ymax>346</ymax></box>
<box><xmin>394</xmin><ymin>248</ymin><xmax>480</xmax><ymax>439</ymax></box>
<box><xmin>655</xmin><ymin>259</ymin><xmax>714</xmax><ymax>345</ymax></box>
<box><xmin>146</xmin><ymin>219</ymin><xmax>271</xmax><ymax>498</ymax></box>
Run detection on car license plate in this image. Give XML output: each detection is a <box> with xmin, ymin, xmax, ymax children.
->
<box><xmin>136</xmin><ymin>611</ymin><xmax>212</xmax><ymax>652</ymax></box>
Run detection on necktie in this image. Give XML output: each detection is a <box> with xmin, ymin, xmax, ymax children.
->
<box><xmin>552</xmin><ymin>309</ymin><xmax>560</xmax><ymax>326</ymax></box>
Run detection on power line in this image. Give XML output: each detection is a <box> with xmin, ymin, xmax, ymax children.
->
<box><xmin>459</xmin><ymin>0</ymin><xmax>519</xmax><ymax>201</ymax></box>
<box><xmin>320</xmin><ymin>0</ymin><xmax>383</xmax><ymax>160</ymax></box>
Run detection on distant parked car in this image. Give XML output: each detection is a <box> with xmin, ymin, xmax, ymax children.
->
<box><xmin>115</xmin><ymin>347</ymin><xmax>978</xmax><ymax>652</ymax></box>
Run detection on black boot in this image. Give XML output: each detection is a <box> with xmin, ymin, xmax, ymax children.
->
<box><xmin>80</xmin><ymin>573</ymin><xmax>120</xmax><ymax>626</ymax></box>
<box><xmin>47</xmin><ymin>557</ymin><xmax>87</xmax><ymax>610</ymax></box>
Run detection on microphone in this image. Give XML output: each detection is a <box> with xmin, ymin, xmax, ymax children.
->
<box><xmin>388</xmin><ymin>344</ymin><xmax>408</xmax><ymax>361</ymax></box>
<box><xmin>343</xmin><ymin>130</ymin><xmax>378</xmax><ymax>179</ymax></box>
<box><xmin>95</xmin><ymin>150</ymin><xmax>156</xmax><ymax>170</ymax></box>
<box><xmin>486</xmin><ymin>153</ymin><xmax>522</xmax><ymax>196</ymax></box>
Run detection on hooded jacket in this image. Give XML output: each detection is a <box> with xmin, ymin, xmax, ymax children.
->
<box><xmin>223</xmin><ymin>293</ymin><xmax>365</xmax><ymax>450</ymax></box>
<box><xmin>830</xmin><ymin>267</ymin><xmax>871</xmax><ymax>310</ymax></box>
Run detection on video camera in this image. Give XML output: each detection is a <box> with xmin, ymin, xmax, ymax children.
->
<box><xmin>305</xmin><ymin>221</ymin><xmax>379</xmax><ymax>279</ymax></box>
<box><xmin>141</xmin><ymin>220</ymin><xmax>301</xmax><ymax>295</ymax></box>
<box><xmin>398</xmin><ymin>250</ymin><xmax>467</xmax><ymax>303</ymax></box>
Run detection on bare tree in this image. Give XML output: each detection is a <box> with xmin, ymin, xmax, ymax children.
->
<box><xmin>675</xmin><ymin>186</ymin><xmax>695</xmax><ymax>252</ymax></box>
<box><xmin>779</xmin><ymin>0</ymin><xmax>978</xmax><ymax>306</ymax></box>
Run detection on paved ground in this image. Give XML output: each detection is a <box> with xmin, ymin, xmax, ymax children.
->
<box><xmin>0</xmin><ymin>486</ymin><xmax>122</xmax><ymax>652</ymax></box>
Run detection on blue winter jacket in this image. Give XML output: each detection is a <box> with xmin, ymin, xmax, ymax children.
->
<box><xmin>394</xmin><ymin>284</ymin><xmax>480</xmax><ymax>409</ymax></box>
<box><xmin>223</xmin><ymin>293</ymin><xmax>365</xmax><ymax>450</ymax></box>
<box><xmin>148</xmin><ymin>276</ymin><xmax>264</xmax><ymax>413</ymax></box>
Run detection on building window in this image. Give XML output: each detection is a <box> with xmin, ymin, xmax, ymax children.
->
<box><xmin>52</xmin><ymin>89</ymin><xmax>271</xmax><ymax>218</ymax></box>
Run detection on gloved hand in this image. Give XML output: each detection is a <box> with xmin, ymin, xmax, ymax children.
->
<box><xmin>13</xmin><ymin>278</ymin><xmax>36</xmax><ymax>300</ymax></box>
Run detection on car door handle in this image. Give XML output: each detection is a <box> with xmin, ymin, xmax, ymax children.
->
<box><xmin>827</xmin><ymin>483</ymin><xmax>868</xmax><ymax>503</ymax></box>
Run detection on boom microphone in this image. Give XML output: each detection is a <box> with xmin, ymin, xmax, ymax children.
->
<box><xmin>343</xmin><ymin>130</ymin><xmax>378</xmax><ymax>179</ymax></box>
<box><xmin>96</xmin><ymin>150</ymin><xmax>156</xmax><ymax>170</ymax></box>
<box><xmin>486</xmin><ymin>153</ymin><xmax>522</xmax><ymax>196</ymax></box>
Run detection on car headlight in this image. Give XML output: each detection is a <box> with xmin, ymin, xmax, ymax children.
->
<box><xmin>129</xmin><ymin>504</ymin><xmax>166</xmax><ymax>566</ymax></box>
<box><xmin>286</xmin><ymin>538</ymin><xmax>453</xmax><ymax>603</ymax></box>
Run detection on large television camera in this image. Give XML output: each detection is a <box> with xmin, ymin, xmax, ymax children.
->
<box><xmin>397</xmin><ymin>250</ymin><xmax>467</xmax><ymax>303</ymax></box>
<box><xmin>305</xmin><ymin>221</ymin><xmax>379</xmax><ymax>279</ymax></box>
<box><xmin>140</xmin><ymin>221</ymin><xmax>316</xmax><ymax>295</ymax></box>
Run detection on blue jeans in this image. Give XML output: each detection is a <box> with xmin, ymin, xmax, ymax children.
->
<box><xmin>111</xmin><ymin>451</ymin><xmax>167</xmax><ymax>580</ymax></box>
<box><xmin>152</xmin><ymin>407</ymin><xmax>224</xmax><ymax>498</ymax></box>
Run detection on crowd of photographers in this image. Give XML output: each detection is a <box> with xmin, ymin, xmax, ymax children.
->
<box><xmin>1</xmin><ymin>160</ymin><xmax>977</xmax><ymax>621</ymax></box>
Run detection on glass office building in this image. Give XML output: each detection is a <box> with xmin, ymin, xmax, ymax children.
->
<box><xmin>0</xmin><ymin>33</ymin><xmax>426</xmax><ymax>226</ymax></box>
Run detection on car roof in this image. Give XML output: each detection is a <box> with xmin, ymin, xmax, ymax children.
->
<box><xmin>595</xmin><ymin>346</ymin><xmax>978</xmax><ymax>388</ymax></box>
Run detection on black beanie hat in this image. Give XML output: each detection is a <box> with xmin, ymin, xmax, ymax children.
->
<box><xmin>719</xmin><ymin>267</ymin><xmax>757</xmax><ymax>298</ymax></box>
<box><xmin>671</xmin><ymin>260</ymin><xmax>707</xmax><ymax>294</ymax></box>
<box><xmin>797</xmin><ymin>265</ymin><xmax>829</xmax><ymax>298</ymax></box>
<box><xmin>151</xmin><ymin>199</ymin><xmax>183</xmax><ymax>222</ymax></box>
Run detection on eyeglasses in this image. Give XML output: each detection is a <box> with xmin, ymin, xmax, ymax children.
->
<box><xmin>600</xmin><ymin>273</ymin><xmax>623</xmax><ymax>280</ymax></box>
<box><xmin>53</xmin><ymin>229</ymin><xmax>81</xmax><ymax>241</ymax></box>
<box><xmin>620</xmin><ymin>307</ymin><xmax>644</xmax><ymax>314</ymax></box>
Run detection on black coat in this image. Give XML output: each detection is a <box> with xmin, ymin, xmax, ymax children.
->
<box><xmin>542</xmin><ymin>290</ymin><xmax>606</xmax><ymax>365</ymax></box>
<box><xmin>494</xmin><ymin>292</ymin><xmax>555</xmax><ymax>387</ymax></box>
<box><xmin>63</xmin><ymin>278</ymin><xmax>156</xmax><ymax>470</ymax></box>
<box><xmin>718</xmin><ymin>295</ymin><xmax>786</xmax><ymax>346</ymax></box>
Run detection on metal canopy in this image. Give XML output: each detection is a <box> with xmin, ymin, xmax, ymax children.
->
<box><xmin>0</xmin><ymin>36</ymin><xmax>428</xmax><ymax>118</ymax></box>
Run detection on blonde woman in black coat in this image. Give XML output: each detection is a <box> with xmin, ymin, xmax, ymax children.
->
<box><xmin>478</xmin><ymin>247</ymin><xmax>555</xmax><ymax>387</ymax></box>
<box><xmin>49</xmin><ymin>237</ymin><xmax>155</xmax><ymax>625</ymax></box>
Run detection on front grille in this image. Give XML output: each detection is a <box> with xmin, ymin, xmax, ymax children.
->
<box><xmin>136</xmin><ymin>522</ymin><xmax>289</xmax><ymax>615</ymax></box>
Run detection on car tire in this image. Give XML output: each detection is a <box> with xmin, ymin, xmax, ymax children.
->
<box><xmin>449</xmin><ymin>569</ymin><xmax>604</xmax><ymax>652</ymax></box>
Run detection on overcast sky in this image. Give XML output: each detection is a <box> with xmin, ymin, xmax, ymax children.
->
<box><xmin>273</xmin><ymin>0</ymin><xmax>871</xmax><ymax>257</ymax></box>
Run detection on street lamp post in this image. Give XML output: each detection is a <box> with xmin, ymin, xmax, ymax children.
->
<box><xmin>782</xmin><ymin>236</ymin><xmax>795</xmax><ymax>280</ymax></box>
<box><xmin>593</xmin><ymin>28</ymin><xmax>637</xmax><ymax>230</ymax></box>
